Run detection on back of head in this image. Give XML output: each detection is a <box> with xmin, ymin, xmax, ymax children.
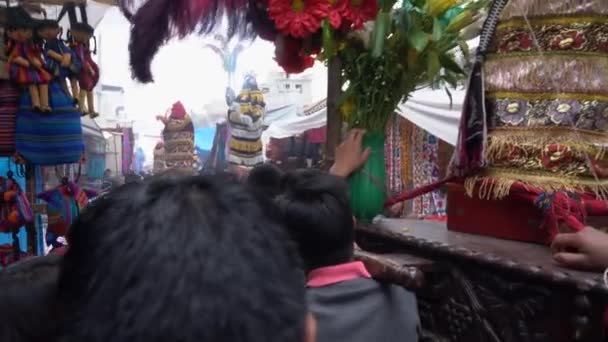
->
<box><xmin>58</xmin><ymin>175</ymin><xmax>306</xmax><ymax>342</ymax></box>
<box><xmin>276</xmin><ymin>169</ymin><xmax>354</xmax><ymax>271</ymax></box>
<box><xmin>247</xmin><ymin>163</ymin><xmax>284</xmax><ymax>199</ymax></box>
<box><xmin>0</xmin><ymin>255</ymin><xmax>61</xmax><ymax>342</ymax></box>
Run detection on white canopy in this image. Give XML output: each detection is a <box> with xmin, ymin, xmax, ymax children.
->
<box><xmin>262</xmin><ymin>88</ymin><xmax>465</xmax><ymax>146</ymax></box>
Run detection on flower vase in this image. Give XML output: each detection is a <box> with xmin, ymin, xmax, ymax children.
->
<box><xmin>349</xmin><ymin>132</ymin><xmax>386</xmax><ymax>222</ymax></box>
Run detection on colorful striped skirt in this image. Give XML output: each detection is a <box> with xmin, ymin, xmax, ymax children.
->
<box><xmin>15</xmin><ymin>82</ymin><xmax>84</xmax><ymax>165</ymax></box>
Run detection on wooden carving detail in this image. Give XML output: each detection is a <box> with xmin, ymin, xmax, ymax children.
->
<box><xmin>416</xmin><ymin>263</ymin><xmax>602</xmax><ymax>342</ymax></box>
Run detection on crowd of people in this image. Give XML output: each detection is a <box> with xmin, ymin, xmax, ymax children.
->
<box><xmin>1</xmin><ymin>129</ymin><xmax>607</xmax><ymax>342</ymax></box>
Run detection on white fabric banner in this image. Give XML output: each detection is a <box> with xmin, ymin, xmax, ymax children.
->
<box><xmin>261</xmin><ymin>88</ymin><xmax>465</xmax><ymax>146</ymax></box>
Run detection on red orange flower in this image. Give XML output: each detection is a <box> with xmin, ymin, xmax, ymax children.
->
<box><xmin>340</xmin><ymin>0</ymin><xmax>378</xmax><ymax>29</ymax></box>
<box><xmin>268</xmin><ymin>0</ymin><xmax>330</xmax><ymax>38</ymax></box>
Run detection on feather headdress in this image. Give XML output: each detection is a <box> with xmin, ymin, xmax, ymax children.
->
<box><xmin>119</xmin><ymin>0</ymin><xmax>255</xmax><ymax>83</ymax></box>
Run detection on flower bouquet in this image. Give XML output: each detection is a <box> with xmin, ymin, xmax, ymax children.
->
<box><xmin>264</xmin><ymin>0</ymin><xmax>486</xmax><ymax>220</ymax></box>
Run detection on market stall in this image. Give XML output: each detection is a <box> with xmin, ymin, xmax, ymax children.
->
<box><xmin>0</xmin><ymin>0</ymin><xmax>113</xmax><ymax>262</ymax></box>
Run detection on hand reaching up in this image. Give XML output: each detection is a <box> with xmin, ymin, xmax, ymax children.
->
<box><xmin>330</xmin><ymin>129</ymin><xmax>372</xmax><ymax>178</ymax></box>
<box><xmin>551</xmin><ymin>226</ymin><xmax>608</xmax><ymax>271</ymax></box>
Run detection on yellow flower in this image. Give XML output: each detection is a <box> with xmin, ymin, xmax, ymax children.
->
<box><xmin>427</xmin><ymin>0</ymin><xmax>460</xmax><ymax>17</ymax></box>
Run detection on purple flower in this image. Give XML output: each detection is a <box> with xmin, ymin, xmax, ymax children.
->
<box><xmin>496</xmin><ymin>99</ymin><xmax>527</xmax><ymax>125</ymax></box>
<box><xmin>549</xmin><ymin>100</ymin><xmax>581</xmax><ymax>125</ymax></box>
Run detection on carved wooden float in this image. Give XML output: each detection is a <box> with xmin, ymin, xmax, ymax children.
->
<box><xmin>355</xmin><ymin>219</ymin><xmax>608</xmax><ymax>342</ymax></box>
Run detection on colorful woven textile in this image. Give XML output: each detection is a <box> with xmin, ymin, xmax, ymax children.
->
<box><xmin>458</xmin><ymin>0</ymin><xmax>608</xmax><ymax>199</ymax></box>
<box><xmin>0</xmin><ymin>80</ymin><xmax>18</xmax><ymax>156</ymax></box>
<box><xmin>411</xmin><ymin>127</ymin><xmax>446</xmax><ymax>217</ymax></box>
<box><xmin>38</xmin><ymin>182</ymin><xmax>91</xmax><ymax>237</ymax></box>
<box><xmin>15</xmin><ymin>82</ymin><xmax>84</xmax><ymax>165</ymax></box>
<box><xmin>8</xmin><ymin>42</ymin><xmax>52</xmax><ymax>85</ymax></box>
<box><xmin>385</xmin><ymin>114</ymin><xmax>404</xmax><ymax>196</ymax></box>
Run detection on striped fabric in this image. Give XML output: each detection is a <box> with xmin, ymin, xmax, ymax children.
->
<box><xmin>0</xmin><ymin>80</ymin><xmax>18</xmax><ymax>156</ymax></box>
<box><xmin>15</xmin><ymin>82</ymin><xmax>84</xmax><ymax>165</ymax></box>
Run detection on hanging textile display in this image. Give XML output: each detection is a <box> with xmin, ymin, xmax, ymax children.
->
<box><xmin>411</xmin><ymin>127</ymin><xmax>446</xmax><ymax>217</ymax></box>
<box><xmin>7</xmin><ymin>8</ymin><xmax>84</xmax><ymax>166</ymax></box>
<box><xmin>227</xmin><ymin>75</ymin><xmax>265</xmax><ymax>167</ymax></box>
<box><xmin>385</xmin><ymin>114</ymin><xmax>404</xmax><ymax>197</ymax></box>
<box><xmin>158</xmin><ymin>102</ymin><xmax>195</xmax><ymax>171</ymax></box>
<box><xmin>37</xmin><ymin>179</ymin><xmax>95</xmax><ymax>238</ymax></box>
<box><xmin>387</xmin><ymin>0</ymin><xmax>608</xmax><ymax>243</ymax></box>
<box><xmin>0</xmin><ymin>14</ymin><xmax>18</xmax><ymax>157</ymax></box>
<box><xmin>121</xmin><ymin>127</ymin><xmax>134</xmax><ymax>174</ymax></box>
<box><xmin>153</xmin><ymin>141</ymin><xmax>166</xmax><ymax>174</ymax></box>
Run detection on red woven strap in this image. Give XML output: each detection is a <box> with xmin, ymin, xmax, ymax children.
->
<box><xmin>384</xmin><ymin>177</ymin><xmax>456</xmax><ymax>207</ymax></box>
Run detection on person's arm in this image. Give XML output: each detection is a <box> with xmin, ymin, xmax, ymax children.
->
<box><xmin>329</xmin><ymin>129</ymin><xmax>371</xmax><ymax>178</ymax></box>
<box><xmin>551</xmin><ymin>226</ymin><xmax>608</xmax><ymax>270</ymax></box>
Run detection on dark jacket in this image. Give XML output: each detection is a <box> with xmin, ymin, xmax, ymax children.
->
<box><xmin>307</xmin><ymin>262</ymin><xmax>420</xmax><ymax>342</ymax></box>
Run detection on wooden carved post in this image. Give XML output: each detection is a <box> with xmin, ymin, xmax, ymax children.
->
<box><xmin>325</xmin><ymin>56</ymin><xmax>342</xmax><ymax>163</ymax></box>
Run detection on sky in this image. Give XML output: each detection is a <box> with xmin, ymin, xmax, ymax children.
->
<box><xmin>94</xmin><ymin>8</ymin><xmax>327</xmax><ymax>163</ymax></box>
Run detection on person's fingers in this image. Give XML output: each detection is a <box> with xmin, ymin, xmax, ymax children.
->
<box><xmin>553</xmin><ymin>252</ymin><xmax>591</xmax><ymax>269</ymax></box>
<box><xmin>353</xmin><ymin>129</ymin><xmax>366</xmax><ymax>145</ymax></box>
<box><xmin>551</xmin><ymin>233</ymin><xmax>583</xmax><ymax>253</ymax></box>
<box><xmin>360</xmin><ymin>147</ymin><xmax>371</xmax><ymax>164</ymax></box>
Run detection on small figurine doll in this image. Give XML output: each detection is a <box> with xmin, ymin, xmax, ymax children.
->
<box><xmin>6</xmin><ymin>9</ymin><xmax>53</xmax><ymax>112</ymax></box>
<box><xmin>69</xmin><ymin>22</ymin><xmax>99</xmax><ymax>118</ymax></box>
<box><xmin>37</xmin><ymin>19</ymin><xmax>82</xmax><ymax>100</ymax></box>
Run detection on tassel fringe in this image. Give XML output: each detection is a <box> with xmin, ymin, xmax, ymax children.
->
<box><xmin>464</xmin><ymin>169</ymin><xmax>608</xmax><ymax>201</ymax></box>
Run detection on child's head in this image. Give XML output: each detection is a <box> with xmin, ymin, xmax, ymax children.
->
<box><xmin>247</xmin><ymin>163</ymin><xmax>284</xmax><ymax>199</ymax></box>
<box><xmin>37</xmin><ymin>20</ymin><xmax>61</xmax><ymax>40</ymax></box>
<box><xmin>58</xmin><ymin>174</ymin><xmax>310</xmax><ymax>342</ymax></box>
<box><xmin>276</xmin><ymin>169</ymin><xmax>355</xmax><ymax>271</ymax></box>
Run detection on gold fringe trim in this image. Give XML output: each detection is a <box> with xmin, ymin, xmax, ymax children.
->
<box><xmin>487</xmin><ymin>91</ymin><xmax>608</xmax><ymax>102</ymax></box>
<box><xmin>487</xmin><ymin>51</ymin><xmax>608</xmax><ymax>60</ymax></box>
<box><xmin>488</xmin><ymin>128</ymin><xmax>608</xmax><ymax>160</ymax></box>
<box><xmin>165</xmin><ymin>117</ymin><xmax>193</xmax><ymax>132</ymax></box>
<box><xmin>464</xmin><ymin>168</ymin><xmax>608</xmax><ymax>200</ymax></box>
<box><xmin>500</xmin><ymin>0</ymin><xmax>608</xmax><ymax>20</ymax></box>
<box><xmin>497</xmin><ymin>14</ymin><xmax>608</xmax><ymax>30</ymax></box>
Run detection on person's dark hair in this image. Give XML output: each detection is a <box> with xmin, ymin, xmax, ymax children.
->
<box><xmin>276</xmin><ymin>169</ymin><xmax>354</xmax><ymax>271</ymax></box>
<box><xmin>246</xmin><ymin>163</ymin><xmax>284</xmax><ymax>199</ymax></box>
<box><xmin>58</xmin><ymin>175</ymin><xmax>306</xmax><ymax>342</ymax></box>
<box><xmin>0</xmin><ymin>255</ymin><xmax>61</xmax><ymax>342</ymax></box>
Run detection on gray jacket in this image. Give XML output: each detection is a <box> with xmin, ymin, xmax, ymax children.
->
<box><xmin>308</xmin><ymin>277</ymin><xmax>420</xmax><ymax>342</ymax></box>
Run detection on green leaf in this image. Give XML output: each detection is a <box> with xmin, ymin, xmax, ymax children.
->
<box><xmin>432</xmin><ymin>18</ymin><xmax>443</xmax><ymax>41</ymax></box>
<box><xmin>426</xmin><ymin>50</ymin><xmax>441</xmax><ymax>80</ymax></box>
<box><xmin>442</xmin><ymin>71</ymin><xmax>458</xmax><ymax>88</ymax></box>
<box><xmin>444</xmin><ymin>87</ymin><xmax>454</xmax><ymax>109</ymax></box>
<box><xmin>408</xmin><ymin>27</ymin><xmax>429</xmax><ymax>52</ymax></box>
<box><xmin>458</xmin><ymin>40</ymin><xmax>470</xmax><ymax>61</ymax></box>
<box><xmin>322</xmin><ymin>20</ymin><xmax>335</xmax><ymax>60</ymax></box>
<box><xmin>439</xmin><ymin>53</ymin><xmax>464</xmax><ymax>74</ymax></box>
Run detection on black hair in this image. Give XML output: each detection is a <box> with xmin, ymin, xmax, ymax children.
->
<box><xmin>6</xmin><ymin>7</ymin><xmax>33</xmax><ymax>31</ymax></box>
<box><xmin>0</xmin><ymin>255</ymin><xmax>62</xmax><ymax>342</ymax></box>
<box><xmin>37</xmin><ymin>19</ymin><xmax>60</xmax><ymax>30</ymax></box>
<box><xmin>58</xmin><ymin>174</ymin><xmax>306</xmax><ymax>342</ymax></box>
<box><xmin>70</xmin><ymin>22</ymin><xmax>94</xmax><ymax>35</ymax></box>
<box><xmin>276</xmin><ymin>169</ymin><xmax>355</xmax><ymax>271</ymax></box>
<box><xmin>246</xmin><ymin>163</ymin><xmax>284</xmax><ymax>199</ymax></box>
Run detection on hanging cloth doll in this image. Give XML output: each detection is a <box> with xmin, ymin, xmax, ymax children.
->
<box><xmin>37</xmin><ymin>19</ymin><xmax>82</xmax><ymax>101</ymax></box>
<box><xmin>227</xmin><ymin>74</ymin><xmax>266</xmax><ymax>167</ymax></box>
<box><xmin>6</xmin><ymin>8</ymin><xmax>53</xmax><ymax>113</ymax></box>
<box><xmin>69</xmin><ymin>22</ymin><xmax>99</xmax><ymax>118</ymax></box>
<box><xmin>0</xmin><ymin>173</ymin><xmax>33</xmax><ymax>234</ymax></box>
<box><xmin>37</xmin><ymin>178</ymin><xmax>96</xmax><ymax>237</ymax></box>
<box><xmin>158</xmin><ymin>102</ymin><xmax>195</xmax><ymax>171</ymax></box>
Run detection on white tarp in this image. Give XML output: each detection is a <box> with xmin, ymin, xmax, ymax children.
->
<box><xmin>397</xmin><ymin>88</ymin><xmax>465</xmax><ymax>146</ymax></box>
<box><xmin>262</xmin><ymin>87</ymin><xmax>464</xmax><ymax>146</ymax></box>
<box><xmin>262</xmin><ymin>106</ymin><xmax>326</xmax><ymax>145</ymax></box>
